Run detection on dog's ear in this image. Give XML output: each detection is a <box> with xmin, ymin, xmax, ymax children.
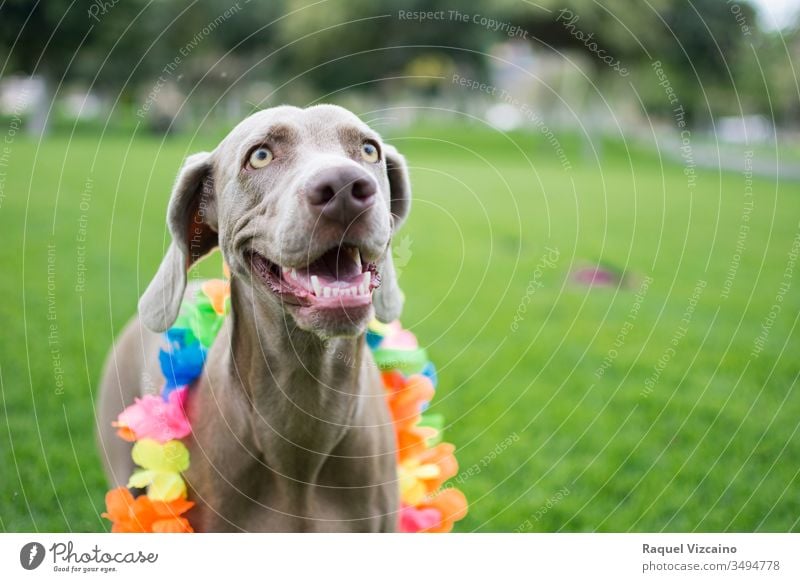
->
<box><xmin>385</xmin><ymin>143</ymin><xmax>411</xmax><ymax>229</ymax></box>
<box><xmin>139</xmin><ymin>152</ymin><xmax>218</xmax><ymax>332</ymax></box>
<box><xmin>374</xmin><ymin>144</ymin><xmax>411</xmax><ymax>323</ymax></box>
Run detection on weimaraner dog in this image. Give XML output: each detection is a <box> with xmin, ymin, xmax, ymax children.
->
<box><xmin>97</xmin><ymin>105</ymin><xmax>411</xmax><ymax>531</ymax></box>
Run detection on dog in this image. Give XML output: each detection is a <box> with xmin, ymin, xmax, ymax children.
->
<box><xmin>96</xmin><ymin>105</ymin><xmax>412</xmax><ymax>532</ymax></box>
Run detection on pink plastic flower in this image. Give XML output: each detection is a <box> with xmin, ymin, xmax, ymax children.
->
<box><xmin>113</xmin><ymin>387</ymin><xmax>191</xmax><ymax>443</ymax></box>
<box><xmin>399</xmin><ymin>504</ymin><xmax>441</xmax><ymax>533</ymax></box>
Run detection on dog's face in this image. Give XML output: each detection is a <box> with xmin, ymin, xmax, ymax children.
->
<box><xmin>138</xmin><ymin>105</ymin><xmax>411</xmax><ymax>338</ymax></box>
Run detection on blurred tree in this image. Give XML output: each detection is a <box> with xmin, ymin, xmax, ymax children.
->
<box><xmin>273</xmin><ymin>0</ymin><xmax>490</xmax><ymax>94</ymax></box>
<box><xmin>494</xmin><ymin>0</ymin><xmax>759</xmax><ymax>123</ymax></box>
<box><xmin>493</xmin><ymin>0</ymin><xmax>673</xmax><ymax>58</ymax></box>
<box><xmin>0</xmin><ymin>0</ymin><xmax>131</xmax><ymax>76</ymax></box>
<box><xmin>0</xmin><ymin>0</ymin><xmax>789</xmax><ymax>128</ymax></box>
<box><xmin>659</xmin><ymin>0</ymin><xmax>759</xmax><ymax>123</ymax></box>
<box><xmin>734</xmin><ymin>26</ymin><xmax>800</xmax><ymax>124</ymax></box>
<box><xmin>0</xmin><ymin>0</ymin><xmax>288</xmax><ymax>130</ymax></box>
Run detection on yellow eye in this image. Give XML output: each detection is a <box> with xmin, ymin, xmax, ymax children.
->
<box><xmin>361</xmin><ymin>141</ymin><xmax>380</xmax><ymax>163</ymax></box>
<box><xmin>249</xmin><ymin>147</ymin><xmax>273</xmax><ymax>169</ymax></box>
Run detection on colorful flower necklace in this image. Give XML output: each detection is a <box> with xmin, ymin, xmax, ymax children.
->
<box><xmin>103</xmin><ymin>276</ymin><xmax>467</xmax><ymax>533</ymax></box>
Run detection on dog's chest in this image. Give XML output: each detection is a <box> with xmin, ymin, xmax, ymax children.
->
<box><xmin>182</xmin><ymin>372</ymin><xmax>398</xmax><ymax>531</ymax></box>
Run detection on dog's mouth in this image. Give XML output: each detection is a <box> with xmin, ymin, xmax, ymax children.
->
<box><xmin>247</xmin><ymin>244</ymin><xmax>381</xmax><ymax>309</ymax></box>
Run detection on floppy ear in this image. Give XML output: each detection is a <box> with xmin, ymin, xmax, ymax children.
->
<box><xmin>138</xmin><ymin>152</ymin><xmax>218</xmax><ymax>332</ymax></box>
<box><xmin>374</xmin><ymin>144</ymin><xmax>411</xmax><ymax>323</ymax></box>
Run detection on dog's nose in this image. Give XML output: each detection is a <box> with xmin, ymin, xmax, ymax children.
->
<box><xmin>305</xmin><ymin>166</ymin><xmax>377</xmax><ymax>224</ymax></box>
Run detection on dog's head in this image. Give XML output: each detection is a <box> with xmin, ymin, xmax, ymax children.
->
<box><xmin>138</xmin><ymin>104</ymin><xmax>411</xmax><ymax>338</ymax></box>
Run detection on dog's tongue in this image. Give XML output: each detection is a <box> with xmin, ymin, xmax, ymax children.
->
<box><xmin>303</xmin><ymin>246</ymin><xmax>363</xmax><ymax>282</ymax></box>
<box><xmin>282</xmin><ymin>245</ymin><xmax>371</xmax><ymax>298</ymax></box>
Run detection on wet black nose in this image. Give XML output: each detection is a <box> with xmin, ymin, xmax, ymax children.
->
<box><xmin>305</xmin><ymin>165</ymin><xmax>377</xmax><ymax>224</ymax></box>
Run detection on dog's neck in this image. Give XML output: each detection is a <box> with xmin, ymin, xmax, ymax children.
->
<box><xmin>225</xmin><ymin>278</ymin><xmax>369</xmax><ymax>474</ymax></box>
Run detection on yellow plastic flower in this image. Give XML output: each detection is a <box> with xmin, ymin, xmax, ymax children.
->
<box><xmin>127</xmin><ymin>439</ymin><xmax>190</xmax><ymax>501</ymax></box>
<box><xmin>398</xmin><ymin>443</ymin><xmax>459</xmax><ymax>506</ymax></box>
<box><xmin>398</xmin><ymin>458</ymin><xmax>442</xmax><ymax>506</ymax></box>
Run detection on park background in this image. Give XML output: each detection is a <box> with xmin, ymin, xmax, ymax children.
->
<box><xmin>0</xmin><ymin>0</ymin><xmax>799</xmax><ymax>532</ymax></box>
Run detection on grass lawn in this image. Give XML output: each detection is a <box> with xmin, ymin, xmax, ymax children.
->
<box><xmin>1</xmin><ymin>123</ymin><xmax>798</xmax><ymax>532</ymax></box>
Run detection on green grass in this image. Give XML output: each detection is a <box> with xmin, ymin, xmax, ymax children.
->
<box><xmin>1</xmin><ymin>123</ymin><xmax>798</xmax><ymax>532</ymax></box>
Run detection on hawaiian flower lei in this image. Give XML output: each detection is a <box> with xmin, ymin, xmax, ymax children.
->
<box><xmin>103</xmin><ymin>276</ymin><xmax>467</xmax><ymax>533</ymax></box>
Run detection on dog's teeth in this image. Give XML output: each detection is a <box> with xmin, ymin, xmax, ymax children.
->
<box><xmin>290</xmin><ymin>269</ymin><xmax>298</xmax><ymax>280</ymax></box>
<box><xmin>310</xmin><ymin>275</ymin><xmax>322</xmax><ymax>296</ymax></box>
<box><xmin>323</xmin><ymin>287</ymin><xmax>331</xmax><ymax>298</ymax></box>
<box><xmin>362</xmin><ymin>272</ymin><xmax>371</xmax><ymax>289</ymax></box>
<box><xmin>353</xmin><ymin>248</ymin><xmax>361</xmax><ymax>266</ymax></box>
<box><xmin>332</xmin><ymin>287</ymin><xmax>340</xmax><ymax>297</ymax></box>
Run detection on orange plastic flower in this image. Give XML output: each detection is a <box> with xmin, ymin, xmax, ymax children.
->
<box><xmin>381</xmin><ymin>370</ymin><xmax>406</xmax><ymax>393</ymax></box>
<box><xmin>385</xmin><ymin>373</ymin><xmax>437</xmax><ymax>462</ymax></box>
<box><xmin>385</xmin><ymin>374</ymin><xmax>434</xmax><ymax>429</ymax></box>
<box><xmin>396</xmin><ymin>424</ymin><xmax>437</xmax><ymax>463</ymax></box>
<box><xmin>201</xmin><ymin>279</ymin><xmax>230</xmax><ymax>316</ymax></box>
<box><xmin>115</xmin><ymin>425</ymin><xmax>137</xmax><ymax>442</ymax></box>
<box><xmin>102</xmin><ymin>487</ymin><xmax>194</xmax><ymax>533</ymax></box>
<box><xmin>398</xmin><ymin>443</ymin><xmax>459</xmax><ymax>505</ymax></box>
<box><xmin>417</xmin><ymin>442</ymin><xmax>458</xmax><ymax>492</ymax></box>
<box><xmin>420</xmin><ymin>488</ymin><xmax>468</xmax><ymax>533</ymax></box>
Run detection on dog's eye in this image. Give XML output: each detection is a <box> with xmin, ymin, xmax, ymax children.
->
<box><xmin>360</xmin><ymin>141</ymin><xmax>380</xmax><ymax>163</ymax></box>
<box><xmin>248</xmin><ymin>147</ymin><xmax>273</xmax><ymax>169</ymax></box>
